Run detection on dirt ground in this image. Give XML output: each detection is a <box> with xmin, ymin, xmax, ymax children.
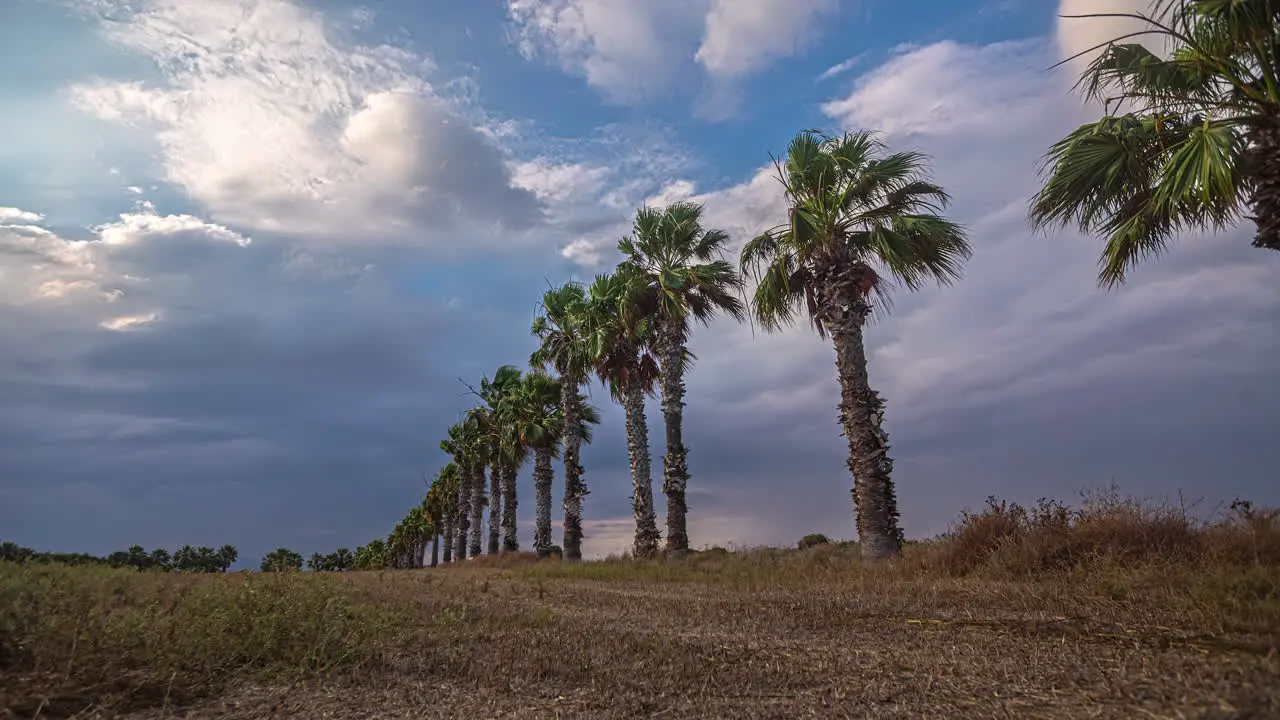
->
<box><xmin>87</xmin><ymin>563</ymin><xmax>1280</xmax><ymax>720</ymax></box>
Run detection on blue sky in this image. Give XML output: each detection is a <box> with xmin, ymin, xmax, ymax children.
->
<box><xmin>1</xmin><ymin>0</ymin><xmax>1277</xmax><ymax>565</ymax></box>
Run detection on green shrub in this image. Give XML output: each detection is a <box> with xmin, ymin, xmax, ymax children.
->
<box><xmin>798</xmin><ymin>534</ymin><xmax>831</xmax><ymax>550</ymax></box>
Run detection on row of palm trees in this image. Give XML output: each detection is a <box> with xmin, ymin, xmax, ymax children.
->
<box><xmin>405</xmin><ymin>1</ymin><xmax>1279</xmax><ymax>565</ymax></box>
<box><xmin>415</xmin><ymin>129</ymin><xmax>970</xmax><ymax>562</ymax></box>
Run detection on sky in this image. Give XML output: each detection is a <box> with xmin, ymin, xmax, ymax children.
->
<box><xmin>1</xmin><ymin>0</ymin><xmax>1276</xmax><ymax>566</ymax></box>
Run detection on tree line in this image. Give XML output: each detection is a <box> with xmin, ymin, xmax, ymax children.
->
<box><xmin>0</xmin><ymin>541</ymin><xmax>238</xmax><ymax>573</ymax></box>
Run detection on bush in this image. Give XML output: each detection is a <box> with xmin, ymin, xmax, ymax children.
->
<box><xmin>798</xmin><ymin>534</ymin><xmax>832</xmax><ymax>551</ymax></box>
<box><xmin>928</xmin><ymin>491</ymin><xmax>1280</xmax><ymax>577</ymax></box>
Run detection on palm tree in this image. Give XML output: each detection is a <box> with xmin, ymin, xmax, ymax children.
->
<box><xmin>261</xmin><ymin>548</ymin><xmax>304</xmax><ymax>572</ymax></box>
<box><xmin>434</xmin><ymin>463</ymin><xmax>460</xmax><ymax>563</ymax></box>
<box><xmin>353</xmin><ymin>540</ymin><xmax>389</xmax><ymax>570</ymax></box>
<box><xmin>216</xmin><ymin>545</ymin><xmax>237</xmax><ymax>572</ymax></box>
<box><xmin>582</xmin><ymin>271</ymin><xmax>663</xmax><ymax>557</ymax></box>
<box><xmin>150</xmin><ymin>547</ymin><xmax>171</xmax><ymax>571</ymax></box>
<box><xmin>531</xmin><ymin>284</ymin><xmax>595</xmax><ymax>561</ymax></box>
<box><xmin>505</xmin><ymin>371</ymin><xmax>601</xmax><ymax>557</ymax></box>
<box><xmin>475</xmin><ymin>365</ymin><xmax>527</xmax><ymax>553</ymax></box>
<box><xmin>619</xmin><ymin>202</ymin><xmax>746</xmax><ymax>554</ymax></box>
<box><xmin>465</xmin><ymin>404</ymin><xmax>504</xmax><ymax>556</ymax></box>
<box><xmin>460</xmin><ymin>413</ymin><xmax>488</xmax><ymax>560</ymax></box>
<box><xmin>741</xmin><ymin>129</ymin><xmax>971</xmax><ymax>559</ymax></box>
<box><xmin>330</xmin><ymin>547</ymin><xmax>354</xmax><ymax>571</ymax></box>
<box><xmin>1032</xmin><ymin>1</ymin><xmax>1280</xmax><ymax>285</ymax></box>
<box><xmin>441</xmin><ymin>424</ymin><xmax>472</xmax><ymax>560</ymax></box>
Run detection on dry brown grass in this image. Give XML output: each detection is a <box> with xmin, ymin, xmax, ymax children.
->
<box><xmin>2</xmin><ymin>494</ymin><xmax>1278</xmax><ymax>719</ymax></box>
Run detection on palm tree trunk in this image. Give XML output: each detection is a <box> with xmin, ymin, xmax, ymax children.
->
<box><xmin>488</xmin><ymin>459</ymin><xmax>502</xmax><ymax>554</ymax></box>
<box><xmin>501</xmin><ymin>463</ymin><xmax>519</xmax><ymax>552</ymax></box>
<box><xmin>533</xmin><ymin>448</ymin><xmax>554</xmax><ymax>556</ymax></box>
<box><xmin>827</xmin><ymin>289</ymin><xmax>903</xmax><ymax>560</ymax></box>
<box><xmin>622</xmin><ymin>372</ymin><xmax>660</xmax><ymax>558</ymax></box>
<box><xmin>469</xmin><ymin>466</ymin><xmax>485</xmax><ymax>558</ymax></box>
<box><xmin>656</xmin><ymin>321</ymin><xmax>691</xmax><ymax>555</ymax></box>
<box><xmin>561</xmin><ymin>372</ymin><xmax>587</xmax><ymax>562</ymax></box>
<box><xmin>1248</xmin><ymin>119</ymin><xmax>1280</xmax><ymax>251</ymax></box>
<box><xmin>441</xmin><ymin>515</ymin><xmax>454</xmax><ymax>563</ymax></box>
<box><xmin>455</xmin><ymin>467</ymin><xmax>471</xmax><ymax>561</ymax></box>
<box><xmin>430</xmin><ymin>530</ymin><xmax>440</xmax><ymax>568</ymax></box>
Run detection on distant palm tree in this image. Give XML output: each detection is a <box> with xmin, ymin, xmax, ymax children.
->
<box><xmin>460</xmin><ymin>413</ymin><xmax>488</xmax><ymax>559</ymax></box>
<box><xmin>741</xmin><ymin>129</ymin><xmax>971</xmax><ymax>559</ymax></box>
<box><xmin>620</xmin><ymin>202</ymin><xmax>745</xmax><ymax>554</ymax></box>
<box><xmin>583</xmin><ymin>271</ymin><xmax>663</xmax><ymax>557</ymax></box>
<box><xmin>441</xmin><ymin>424</ymin><xmax>472</xmax><ymax>560</ymax></box>
<box><xmin>149</xmin><ymin>547</ymin><xmax>171</xmax><ymax>571</ymax></box>
<box><xmin>261</xmin><ymin>548</ymin><xmax>304</xmax><ymax>572</ymax></box>
<box><xmin>330</xmin><ymin>547</ymin><xmax>354</xmax><ymax>571</ymax></box>
<box><xmin>216</xmin><ymin>545</ymin><xmax>238</xmax><ymax>572</ymax></box>
<box><xmin>531</xmin><ymin>283</ymin><xmax>595</xmax><ymax>561</ymax></box>
<box><xmin>434</xmin><ymin>462</ymin><xmax>460</xmax><ymax>563</ymax></box>
<box><xmin>477</xmin><ymin>365</ymin><xmax>527</xmax><ymax>553</ymax></box>
<box><xmin>1033</xmin><ymin>0</ymin><xmax>1280</xmax><ymax>284</ymax></box>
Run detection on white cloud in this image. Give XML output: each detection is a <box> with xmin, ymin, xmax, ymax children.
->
<box><xmin>100</xmin><ymin>311</ymin><xmax>160</xmax><ymax>331</ymax></box>
<box><xmin>816</xmin><ymin>52</ymin><xmax>868</xmax><ymax>82</ymax></box>
<box><xmin>822</xmin><ymin>39</ymin><xmax>1054</xmax><ymax>137</ymax></box>
<box><xmin>0</xmin><ymin>205</ymin><xmax>251</xmax><ymax>315</ymax></box>
<box><xmin>1056</xmin><ymin>0</ymin><xmax>1159</xmax><ymax>71</ymax></box>
<box><xmin>95</xmin><ymin>207</ymin><xmax>251</xmax><ymax>248</ymax></box>
<box><xmin>506</xmin><ymin>0</ymin><xmax>708</xmax><ymax>103</ymax></box>
<box><xmin>0</xmin><ymin>207</ymin><xmax>44</xmax><ymax>224</ymax></box>
<box><xmin>696</xmin><ymin>0</ymin><xmax>837</xmax><ymax>79</ymax></box>
<box><xmin>512</xmin><ymin>159</ymin><xmax>611</xmax><ymax>204</ymax></box>
<box><xmin>559</xmin><ymin>237</ymin><xmax>607</xmax><ymax>268</ymax></box>
<box><xmin>507</xmin><ymin>0</ymin><xmax>838</xmax><ymax>104</ymax></box>
<box><xmin>70</xmin><ymin>0</ymin><xmax>539</xmax><ymax>243</ymax></box>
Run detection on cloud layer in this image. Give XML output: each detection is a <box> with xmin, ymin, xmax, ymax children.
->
<box><xmin>70</xmin><ymin>0</ymin><xmax>540</xmax><ymax>242</ymax></box>
<box><xmin>506</xmin><ymin>0</ymin><xmax>838</xmax><ymax>103</ymax></box>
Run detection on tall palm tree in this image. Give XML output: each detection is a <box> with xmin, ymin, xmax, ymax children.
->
<box><xmin>741</xmin><ymin>129</ymin><xmax>971</xmax><ymax>559</ymax></box>
<box><xmin>582</xmin><ymin>271</ymin><xmax>663</xmax><ymax>558</ymax></box>
<box><xmin>422</xmin><ymin>486</ymin><xmax>443</xmax><ymax>568</ymax></box>
<box><xmin>435</xmin><ymin>462</ymin><xmax>460</xmax><ymax>563</ymax></box>
<box><xmin>441</xmin><ymin>425</ymin><xmax>471</xmax><ymax>560</ymax></box>
<box><xmin>469</xmin><ymin>405</ymin><xmax>503</xmax><ymax>556</ymax></box>
<box><xmin>531</xmin><ymin>283</ymin><xmax>595</xmax><ymax>561</ymax></box>
<box><xmin>461</xmin><ymin>413</ymin><xmax>488</xmax><ymax>559</ymax></box>
<box><xmin>505</xmin><ymin>371</ymin><xmax>602</xmax><ymax>557</ymax></box>
<box><xmin>1033</xmin><ymin>1</ymin><xmax>1280</xmax><ymax>285</ymax></box>
<box><xmin>476</xmin><ymin>365</ymin><xmax>527</xmax><ymax>553</ymax></box>
<box><xmin>619</xmin><ymin>202</ymin><xmax>746</xmax><ymax>554</ymax></box>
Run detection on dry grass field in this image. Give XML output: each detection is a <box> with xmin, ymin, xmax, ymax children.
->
<box><xmin>3</xmin><ymin>495</ymin><xmax>1278</xmax><ymax>719</ymax></box>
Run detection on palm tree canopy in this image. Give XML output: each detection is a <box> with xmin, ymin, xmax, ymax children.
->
<box><xmin>1032</xmin><ymin>0</ymin><xmax>1277</xmax><ymax>285</ymax></box>
<box><xmin>741</xmin><ymin>129</ymin><xmax>971</xmax><ymax>337</ymax></box>
<box><xmin>531</xmin><ymin>283</ymin><xmax>592</xmax><ymax>379</ymax></box>
<box><xmin>501</xmin><ymin>371</ymin><xmax>601</xmax><ymax>452</ymax></box>
<box><xmin>581</xmin><ymin>271</ymin><xmax>663</xmax><ymax>401</ymax></box>
<box><xmin>473</xmin><ymin>364</ymin><xmax>529</xmax><ymax>465</ymax></box>
<box><xmin>429</xmin><ymin>462</ymin><xmax>460</xmax><ymax>516</ymax></box>
<box><xmin>618</xmin><ymin>201</ymin><xmax>746</xmax><ymax>346</ymax></box>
